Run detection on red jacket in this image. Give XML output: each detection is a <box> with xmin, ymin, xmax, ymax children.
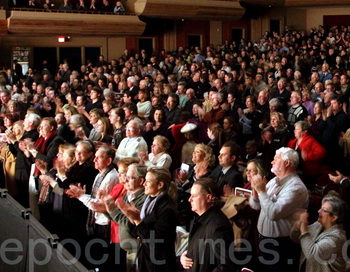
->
<box><xmin>109</xmin><ymin>183</ymin><xmax>126</xmax><ymax>243</ymax></box>
<box><xmin>288</xmin><ymin>134</ymin><xmax>327</xmax><ymax>176</ymax></box>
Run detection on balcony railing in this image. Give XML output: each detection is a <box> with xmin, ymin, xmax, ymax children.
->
<box><xmin>9</xmin><ymin>7</ymin><xmax>133</xmax><ymax>16</ymax></box>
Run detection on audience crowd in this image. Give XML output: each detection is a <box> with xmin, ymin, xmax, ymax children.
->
<box><xmin>1</xmin><ymin>24</ymin><xmax>350</xmax><ymax>271</ymax></box>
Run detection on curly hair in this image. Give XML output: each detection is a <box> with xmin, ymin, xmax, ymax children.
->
<box><xmin>194</xmin><ymin>143</ymin><xmax>215</xmax><ymax>166</ymax></box>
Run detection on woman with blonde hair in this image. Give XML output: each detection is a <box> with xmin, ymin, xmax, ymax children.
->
<box><xmin>36</xmin><ymin>143</ymin><xmax>76</xmax><ymax>232</ymax></box>
<box><xmin>63</xmin><ymin>104</ymin><xmax>79</xmax><ymax>123</ymax></box>
<box><xmin>177</xmin><ymin>143</ymin><xmax>215</xmax><ymax>227</ymax></box>
<box><xmin>0</xmin><ymin>121</ymin><xmax>25</xmax><ymax>196</ymax></box>
<box><xmin>270</xmin><ymin>111</ymin><xmax>290</xmax><ymax>148</ymax></box>
<box><xmin>38</xmin><ymin>140</ymin><xmax>98</xmax><ymax>241</ymax></box>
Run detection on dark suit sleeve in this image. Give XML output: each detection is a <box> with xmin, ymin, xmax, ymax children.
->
<box><xmin>9</xmin><ymin>142</ymin><xmax>19</xmax><ymax>157</ymax></box>
<box><xmin>341</xmin><ymin>179</ymin><xmax>350</xmax><ymax>189</ymax></box>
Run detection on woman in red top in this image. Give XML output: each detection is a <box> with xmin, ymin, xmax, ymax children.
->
<box><xmin>288</xmin><ymin>120</ymin><xmax>327</xmax><ymax>189</ymax></box>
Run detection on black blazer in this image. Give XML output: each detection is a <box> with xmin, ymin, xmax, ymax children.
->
<box><xmin>10</xmin><ymin>129</ymin><xmax>40</xmax><ymax>181</ymax></box>
<box><xmin>187</xmin><ymin>206</ymin><xmax>236</xmax><ymax>272</ymax></box>
<box><xmin>133</xmin><ymin>193</ymin><xmax>178</xmax><ymax>272</ymax></box>
<box><xmin>35</xmin><ymin>135</ymin><xmax>65</xmax><ymax>170</ymax></box>
<box><xmin>209</xmin><ymin>164</ymin><xmax>244</xmax><ymax>191</ymax></box>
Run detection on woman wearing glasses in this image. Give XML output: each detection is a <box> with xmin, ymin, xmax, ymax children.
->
<box><xmin>243</xmin><ymin>158</ymin><xmax>269</xmax><ymax>190</ymax></box>
<box><xmin>291</xmin><ymin>194</ymin><xmax>347</xmax><ymax>272</ymax></box>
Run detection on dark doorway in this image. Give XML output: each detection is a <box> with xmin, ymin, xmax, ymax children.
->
<box><xmin>138</xmin><ymin>38</ymin><xmax>153</xmax><ymax>56</ymax></box>
<box><xmin>270</xmin><ymin>19</ymin><xmax>280</xmax><ymax>35</ymax></box>
<box><xmin>231</xmin><ymin>28</ymin><xmax>243</xmax><ymax>44</ymax></box>
<box><xmin>85</xmin><ymin>47</ymin><xmax>101</xmax><ymax>67</ymax></box>
<box><xmin>33</xmin><ymin>47</ymin><xmax>57</xmax><ymax>75</ymax></box>
<box><xmin>59</xmin><ymin>47</ymin><xmax>81</xmax><ymax>72</ymax></box>
<box><xmin>188</xmin><ymin>35</ymin><xmax>201</xmax><ymax>51</ymax></box>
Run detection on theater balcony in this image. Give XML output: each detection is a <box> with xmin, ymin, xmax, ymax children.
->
<box><xmin>7</xmin><ymin>9</ymin><xmax>146</xmax><ymax>36</ymax></box>
<box><xmin>131</xmin><ymin>0</ymin><xmax>245</xmax><ymax>21</ymax></box>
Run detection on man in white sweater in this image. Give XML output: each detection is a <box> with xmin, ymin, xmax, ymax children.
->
<box><xmin>115</xmin><ymin>119</ymin><xmax>148</xmax><ymax>162</ymax></box>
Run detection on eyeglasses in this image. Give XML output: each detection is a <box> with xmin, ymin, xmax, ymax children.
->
<box><xmin>319</xmin><ymin>208</ymin><xmax>332</xmax><ymax>214</ymax></box>
<box><xmin>126</xmin><ymin>176</ymin><xmax>136</xmax><ymax>182</ymax></box>
<box><xmin>125</xmin><ymin>127</ymin><xmax>136</xmax><ymax>131</ymax></box>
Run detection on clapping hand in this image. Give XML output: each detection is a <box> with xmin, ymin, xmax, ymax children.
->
<box><xmin>39</xmin><ymin>174</ymin><xmax>56</xmax><ymax>188</ymax></box>
<box><xmin>116</xmin><ymin>199</ymin><xmax>141</xmax><ymax>225</ymax></box>
<box><xmin>35</xmin><ymin>159</ymin><xmax>48</xmax><ymax>174</ymax></box>
<box><xmin>251</xmin><ymin>174</ymin><xmax>266</xmax><ymax>194</ymax></box>
<box><xmin>91</xmin><ymin>196</ymin><xmax>109</xmax><ymax>213</ymax></box>
<box><xmin>5</xmin><ymin>129</ymin><xmax>16</xmax><ymax>143</ymax></box>
<box><xmin>91</xmin><ymin>189</ymin><xmax>110</xmax><ymax>213</ymax></box>
<box><xmin>66</xmin><ymin>183</ymin><xmax>86</xmax><ymax>198</ymax></box>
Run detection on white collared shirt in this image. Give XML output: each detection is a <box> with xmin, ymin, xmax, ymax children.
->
<box><xmin>249</xmin><ymin>173</ymin><xmax>308</xmax><ymax>237</ymax></box>
<box><xmin>79</xmin><ymin>168</ymin><xmax>118</xmax><ymax>226</ymax></box>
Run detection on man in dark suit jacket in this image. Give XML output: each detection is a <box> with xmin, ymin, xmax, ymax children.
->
<box><xmin>165</xmin><ymin>93</ymin><xmax>181</xmax><ymax>124</ymax></box>
<box><xmin>209</xmin><ymin>141</ymin><xmax>244</xmax><ymax>193</ymax></box>
<box><xmin>329</xmin><ymin>170</ymin><xmax>350</xmax><ymax>240</ymax></box>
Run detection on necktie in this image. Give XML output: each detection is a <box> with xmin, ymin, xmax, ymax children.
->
<box><xmin>217</xmin><ymin>170</ymin><xmax>225</xmax><ymax>187</ymax></box>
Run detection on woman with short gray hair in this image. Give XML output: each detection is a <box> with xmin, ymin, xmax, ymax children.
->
<box><xmin>69</xmin><ymin>114</ymin><xmax>90</xmax><ymax>143</ymax></box>
<box><xmin>287</xmin><ymin>120</ymin><xmax>327</xmax><ymax>189</ymax></box>
<box><xmin>291</xmin><ymin>194</ymin><xmax>347</xmax><ymax>272</ymax></box>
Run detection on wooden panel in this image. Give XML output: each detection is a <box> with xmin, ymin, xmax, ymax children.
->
<box><xmin>285</xmin><ymin>0</ymin><xmax>350</xmax><ymax>6</ymax></box>
<box><xmin>176</xmin><ymin>20</ymin><xmax>210</xmax><ymax>49</ymax></box>
<box><xmin>241</xmin><ymin>0</ymin><xmax>350</xmax><ymax>7</ymax></box>
<box><xmin>0</xmin><ymin>10</ymin><xmax>7</xmax><ymax>36</ymax></box>
<box><xmin>0</xmin><ymin>20</ymin><xmax>7</xmax><ymax>36</ymax></box>
<box><xmin>7</xmin><ymin>11</ymin><xmax>146</xmax><ymax>36</ymax></box>
<box><xmin>134</xmin><ymin>0</ymin><xmax>244</xmax><ymax>20</ymax></box>
<box><xmin>240</xmin><ymin>0</ymin><xmax>284</xmax><ymax>6</ymax></box>
<box><xmin>222</xmin><ymin>20</ymin><xmax>251</xmax><ymax>44</ymax></box>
